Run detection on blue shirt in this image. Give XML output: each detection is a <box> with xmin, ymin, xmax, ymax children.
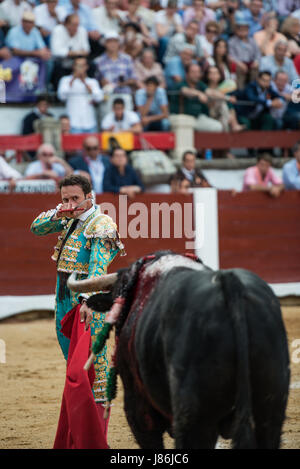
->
<box><xmin>164</xmin><ymin>56</ymin><xmax>186</xmax><ymax>89</ymax></box>
<box><xmin>135</xmin><ymin>87</ymin><xmax>168</xmax><ymax>115</ymax></box>
<box><xmin>63</xmin><ymin>3</ymin><xmax>97</xmax><ymax>31</ymax></box>
<box><xmin>242</xmin><ymin>9</ymin><xmax>263</xmax><ymax>37</ymax></box>
<box><xmin>103</xmin><ymin>164</ymin><xmax>144</xmax><ymax>193</ymax></box>
<box><xmin>259</xmin><ymin>55</ymin><xmax>299</xmax><ymax>83</ymax></box>
<box><xmin>5</xmin><ymin>25</ymin><xmax>45</xmax><ymax>51</ymax></box>
<box><xmin>282</xmin><ymin>159</ymin><xmax>300</xmax><ymax>190</ymax></box>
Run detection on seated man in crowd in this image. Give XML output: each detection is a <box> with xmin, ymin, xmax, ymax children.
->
<box><xmin>25</xmin><ymin>143</ymin><xmax>73</xmax><ymax>183</ymax></box>
<box><xmin>0</xmin><ymin>0</ymin><xmax>32</xmax><ymax>28</ymax></box>
<box><xmin>94</xmin><ymin>31</ymin><xmax>138</xmax><ymax>95</ymax></box>
<box><xmin>177</xmin><ymin>150</ymin><xmax>211</xmax><ymax>188</ymax></box>
<box><xmin>101</xmin><ymin>97</ymin><xmax>142</xmax><ymax>133</ymax></box>
<box><xmin>22</xmin><ymin>94</ymin><xmax>53</xmax><ymax>135</ymax></box>
<box><xmin>164</xmin><ymin>43</ymin><xmax>196</xmax><ymax>89</ymax></box>
<box><xmin>271</xmin><ymin>70</ymin><xmax>300</xmax><ymax>130</ymax></box>
<box><xmin>57</xmin><ymin>56</ymin><xmax>103</xmax><ymax>134</ymax></box>
<box><xmin>163</xmin><ymin>19</ymin><xmax>204</xmax><ymax>64</ymax></box>
<box><xmin>64</xmin><ymin>0</ymin><xmax>100</xmax><ymax>42</ymax></box>
<box><xmin>68</xmin><ymin>135</ymin><xmax>110</xmax><ymax>193</ymax></box>
<box><xmin>228</xmin><ymin>12</ymin><xmax>260</xmax><ymax>89</ymax></box>
<box><xmin>5</xmin><ymin>11</ymin><xmax>51</xmax><ymax>61</ymax></box>
<box><xmin>34</xmin><ymin>0</ymin><xmax>67</xmax><ymax>46</ymax></box>
<box><xmin>259</xmin><ymin>40</ymin><xmax>299</xmax><ymax>83</ymax></box>
<box><xmin>135</xmin><ymin>75</ymin><xmax>170</xmax><ymax>131</ymax></box>
<box><xmin>283</xmin><ymin>141</ymin><xmax>300</xmax><ymax>190</ymax></box>
<box><xmin>243</xmin><ymin>153</ymin><xmax>284</xmax><ymax>197</ymax></box>
<box><xmin>169</xmin><ymin>63</ymin><xmax>223</xmax><ymax>132</ymax></box>
<box><xmin>103</xmin><ymin>147</ymin><xmax>144</xmax><ymax>197</ymax></box>
<box><xmin>134</xmin><ymin>48</ymin><xmax>166</xmax><ymax>88</ymax></box>
<box><xmin>0</xmin><ymin>154</ymin><xmax>23</xmax><ymax>191</ymax></box>
<box><xmin>50</xmin><ymin>13</ymin><xmax>90</xmax><ymax>89</ymax></box>
<box><xmin>236</xmin><ymin>70</ymin><xmax>284</xmax><ymax>131</ymax></box>
<box><xmin>93</xmin><ymin>0</ymin><xmax>125</xmax><ymax>37</ymax></box>
<box><xmin>242</xmin><ymin>0</ymin><xmax>264</xmax><ymax>37</ymax></box>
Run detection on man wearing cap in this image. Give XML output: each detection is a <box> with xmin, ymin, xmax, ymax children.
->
<box><xmin>5</xmin><ymin>11</ymin><xmax>51</xmax><ymax>61</ymax></box>
<box><xmin>94</xmin><ymin>31</ymin><xmax>138</xmax><ymax>94</ymax></box>
<box><xmin>228</xmin><ymin>11</ymin><xmax>260</xmax><ymax>89</ymax></box>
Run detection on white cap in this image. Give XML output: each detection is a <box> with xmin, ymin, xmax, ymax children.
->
<box><xmin>104</xmin><ymin>31</ymin><xmax>120</xmax><ymax>41</ymax></box>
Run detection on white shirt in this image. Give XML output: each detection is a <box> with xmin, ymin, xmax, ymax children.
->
<box><xmin>34</xmin><ymin>4</ymin><xmax>67</xmax><ymax>33</ymax></box>
<box><xmin>199</xmin><ymin>35</ymin><xmax>214</xmax><ymax>58</ymax></box>
<box><xmin>0</xmin><ymin>156</ymin><xmax>22</xmax><ymax>179</ymax></box>
<box><xmin>57</xmin><ymin>75</ymin><xmax>103</xmax><ymax>130</ymax></box>
<box><xmin>101</xmin><ymin>110</ymin><xmax>140</xmax><ymax>132</ymax></box>
<box><xmin>0</xmin><ymin>0</ymin><xmax>32</xmax><ymax>26</ymax></box>
<box><xmin>25</xmin><ymin>160</ymin><xmax>66</xmax><ymax>178</ymax></box>
<box><xmin>50</xmin><ymin>24</ymin><xmax>90</xmax><ymax>57</ymax></box>
<box><xmin>77</xmin><ymin>203</ymin><xmax>96</xmax><ymax>227</ymax></box>
<box><xmin>92</xmin><ymin>5</ymin><xmax>125</xmax><ymax>35</ymax></box>
<box><xmin>85</xmin><ymin>155</ymin><xmax>106</xmax><ymax>194</ymax></box>
<box><xmin>153</xmin><ymin>10</ymin><xmax>182</xmax><ymax>39</ymax></box>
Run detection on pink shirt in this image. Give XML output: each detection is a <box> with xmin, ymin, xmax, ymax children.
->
<box><xmin>243</xmin><ymin>166</ymin><xmax>282</xmax><ymax>191</ymax></box>
<box><xmin>183</xmin><ymin>7</ymin><xmax>215</xmax><ymax>35</ymax></box>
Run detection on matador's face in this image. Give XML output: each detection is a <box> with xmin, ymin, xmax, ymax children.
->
<box><xmin>60</xmin><ymin>185</ymin><xmax>92</xmax><ymax>219</ymax></box>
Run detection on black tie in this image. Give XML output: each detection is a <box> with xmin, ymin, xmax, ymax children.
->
<box><xmin>57</xmin><ymin>219</ymin><xmax>79</xmax><ymax>301</ymax></box>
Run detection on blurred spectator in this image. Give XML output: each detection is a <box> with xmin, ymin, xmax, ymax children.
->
<box><xmin>253</xmin><ymin>11</ymin><xmax>286</xmax><ymax>56</ymax></box>
<box><xmin>120</xmin><ymin>0</ymin><xmax>156</xmax><ymax>47</ymax></box>
<box><xmin>259</xmin><ymin>40</ymin><xmax>299</xmax><ymax>83</ymax></box>
<box><xmin>94</xmin><ymin>31</ymin><xmax>138</xmax><ymax>94</ymax></box>
<box><xmin>5</xmin><ymin>10</ymin><xmax>51</xmax><ymax>61</ymax></box>
<box><xmin>22</xmin><ymin>94</ymin><xmax>53</xmax><ymax>135</ymax></box>
<box><xmin>64</xmin><ymin>0</ymin><xmax>100</xmax><ymax>42</ymax></box>
<box><xmin>25</xmin><ymin>143</ymin><xmax>73</xmax><ymax>183</ymax></box>
<box><xmin>153</xmin><ymin>0</ymin><xmax>183</xmax><ymax>62</ymax></box>
<box><xmin>242</xmin><ymin>0</ymin><xmax>263</xmax><ymax>37</ymax></box>
<box><xmin>135</xmin><ymin>48</ymin><xmax>166</xmax><ymax>88</ymax></box>
<box><xmin>103</xmin><ymin>147</ymin><xmax>144</xmax><ymax>197</ymax></box>
<box><xmin>283</xmin><ymin>141</ymin><xmax>300</xmax><ymax>190</ymax></box>
<box><xmin>271</xmin><ymin>70</ymin><xmax>300</xmax><ymax>130</ymax></box>
<box><xmin>57</xmin><ymin>56</ymin><xmax>103</xmax><ymax>133</ymax></box>
<box><xmin>206</xmin><ymin>38</ymin><xmax>235</xmax><ymax>81</ymax></box>
<box><xmin>199</xmin><ymin>20</ymin><xmax>220</xmax><ymax>59</ymax></box>
<box><xmin>135</xmin><ymin>75</ymin><xmax>170</xmax><ymax>131</ymax></box>
<box><xmin>228</xmin><ymin>12</ymin><xmax>260</xmax><ymax>89</ymax></box>
<box><xmin>236</xmin><ymin>70</ymin><xmax>283</xmax><ymax>131</ymax></box>
<box><xmin>183</xmin><ymin>0</ymin><xmax>216</xmax><ymax>36</ymax></box>
<box><xmin>215</xmin><ymin>0</ymin><xmax>239</xmax><ymax>40</ymax></box>
<box><xmin>101</xmin><ymin>96</ymin><xmax>142</xmax><ymax>132</ymax></box>
<box><xmin>50</xmin><ymin>14</ymin><xmax>90</xmax><ymax>89</ymax></box>
<box><xmin>280</xmin><ymin>16</ymin><xmax>300</xmax><ymax>59</ymax></box>
<box><xmin>164</xmin><ymin>43</ymin><xmax>195</xmax><ymax>88</ymax></box>
<box><xmin>0</xmin><ymin>27</ymin><xmax>11</xmax><ymax>60</ymax></box>
<box><xmin>122</xmin><ymin>22</ymin><xmax>144</xmax><ymax>59</ymax></box>
<box><xmin>169</xmin><ymin>172</ymin><xmax>191</xmax><ymax>194</ymax></box>
<box><xmin>34</xmin><ymin>0</ymin><xmax>67</xmax><ymax>45</ymax></box>
<box><xmin>276</xmin><ymin>0</ymin><xmax>300</xmax><ymax>19</ymax></box>
<box><xmin>0</xmin><ymin>155</ymin><xmax>23</xmax><ymax>191</ymax></box>
<box><xmin>93</xmin><ymin>0</ymin><xmax>124</xmax><ymax>36</ymax></box>
<box><xmin>169</xmin><ymin>62</ymin><xmax>223</xmax><ymax>131</ymax></box>
<box><xmin>60</xmin><ymin>114</ymin><xmax>71</xmax><ymax>134</ymax></box>
<box><xmin>177</xmin><ymin>150</ymin><xmax>211</xmax><ymax>187</ymax></box>
<box><xmin>163</xmin><ymin>19</ymin><xmax>203</xmax><ymax>63</ymax></box>
<box><xmin>0</xmin><ymin>0</ymin><xmax>32</xmax><ymax>28</ymax></box>
<box><xmin>242</xmin><ymin>153</ymin><xmax>284</xmax><ymax>197</ymax></box>
<box><xmin>68</xmin><ymin>136</ymin><xmax>111</xmax><ymax>192</ymax></box>
<box><xmin>204</xmin><ymin>65</ymin><xmax>244</xmax><ymax>132</ymax></box>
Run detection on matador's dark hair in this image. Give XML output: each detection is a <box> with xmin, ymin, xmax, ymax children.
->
<box><xmin>58</xmin><ymin>174</ymin><xmax>92</xmax><ymax>195</ymax></box>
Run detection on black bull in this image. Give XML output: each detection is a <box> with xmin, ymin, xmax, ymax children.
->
<box><xmin>76</xmin><ymin>251</ymin><xmax>290</xmax><ymax>449</ymax></box>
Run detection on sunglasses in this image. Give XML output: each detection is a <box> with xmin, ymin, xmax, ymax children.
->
<box><xmin>85</xmin><ymin>146</ymin><xmax>99</xmax><ymax>151</ymax></box>
<box><xmin>41</xmin><ymin>152</ymin><xmax>54</xmax><ymax>156</ymax></box>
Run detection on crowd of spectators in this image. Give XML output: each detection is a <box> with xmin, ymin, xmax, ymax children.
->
<box><xmin>1</xmin><ymin>0</ymin><xmax>300</xmax><ymax>137</ymax></box>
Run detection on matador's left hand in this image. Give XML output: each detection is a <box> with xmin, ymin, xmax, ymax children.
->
<box><xmin>80</xmin><ymin>302</ymin><xmax>93</xmax><ymax>331</ymax></box>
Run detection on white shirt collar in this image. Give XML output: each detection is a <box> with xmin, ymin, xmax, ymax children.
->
<box><xmin>77</xmin><ymin>203</ymin><xmax>97</xmax><ymax>223</ymax></box>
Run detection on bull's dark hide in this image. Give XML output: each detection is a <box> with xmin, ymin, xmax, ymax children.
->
<box><xmin>86</xmin><ymin>251</ymin><xmax>290</xmax><ymax>449</ymax></box>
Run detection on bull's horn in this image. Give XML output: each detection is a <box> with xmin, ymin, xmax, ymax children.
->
<box><xmin>67</xmin><ymin>272</ymin><xmax>118</xmax><ymax>293</ymax></box>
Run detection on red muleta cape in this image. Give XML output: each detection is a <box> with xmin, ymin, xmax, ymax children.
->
<box><xmin>53</xmin><ymin>305</ymin><xmax>109</xmax><ymax>449</ymax></box>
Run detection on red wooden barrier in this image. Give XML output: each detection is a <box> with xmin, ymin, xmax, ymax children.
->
<box><xmin>218</xmin><ymin>190</ymin><xmax>300</xmax><ymax>283</ymax></box>
<box><xmin>195</xmin><ymin>130</ymin><xmax>300</xmax><ymax>150</ymax></box>
<box><xmin>61</xmin><ymin>132</ymin><xmax>176</xmax><ymax>152</ymax></box>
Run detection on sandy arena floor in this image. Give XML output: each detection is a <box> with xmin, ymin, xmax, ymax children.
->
<box><xmin>0</xmin><ymin>307</ymin><xmax>299</xmax><ymax>449</ymax></box>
